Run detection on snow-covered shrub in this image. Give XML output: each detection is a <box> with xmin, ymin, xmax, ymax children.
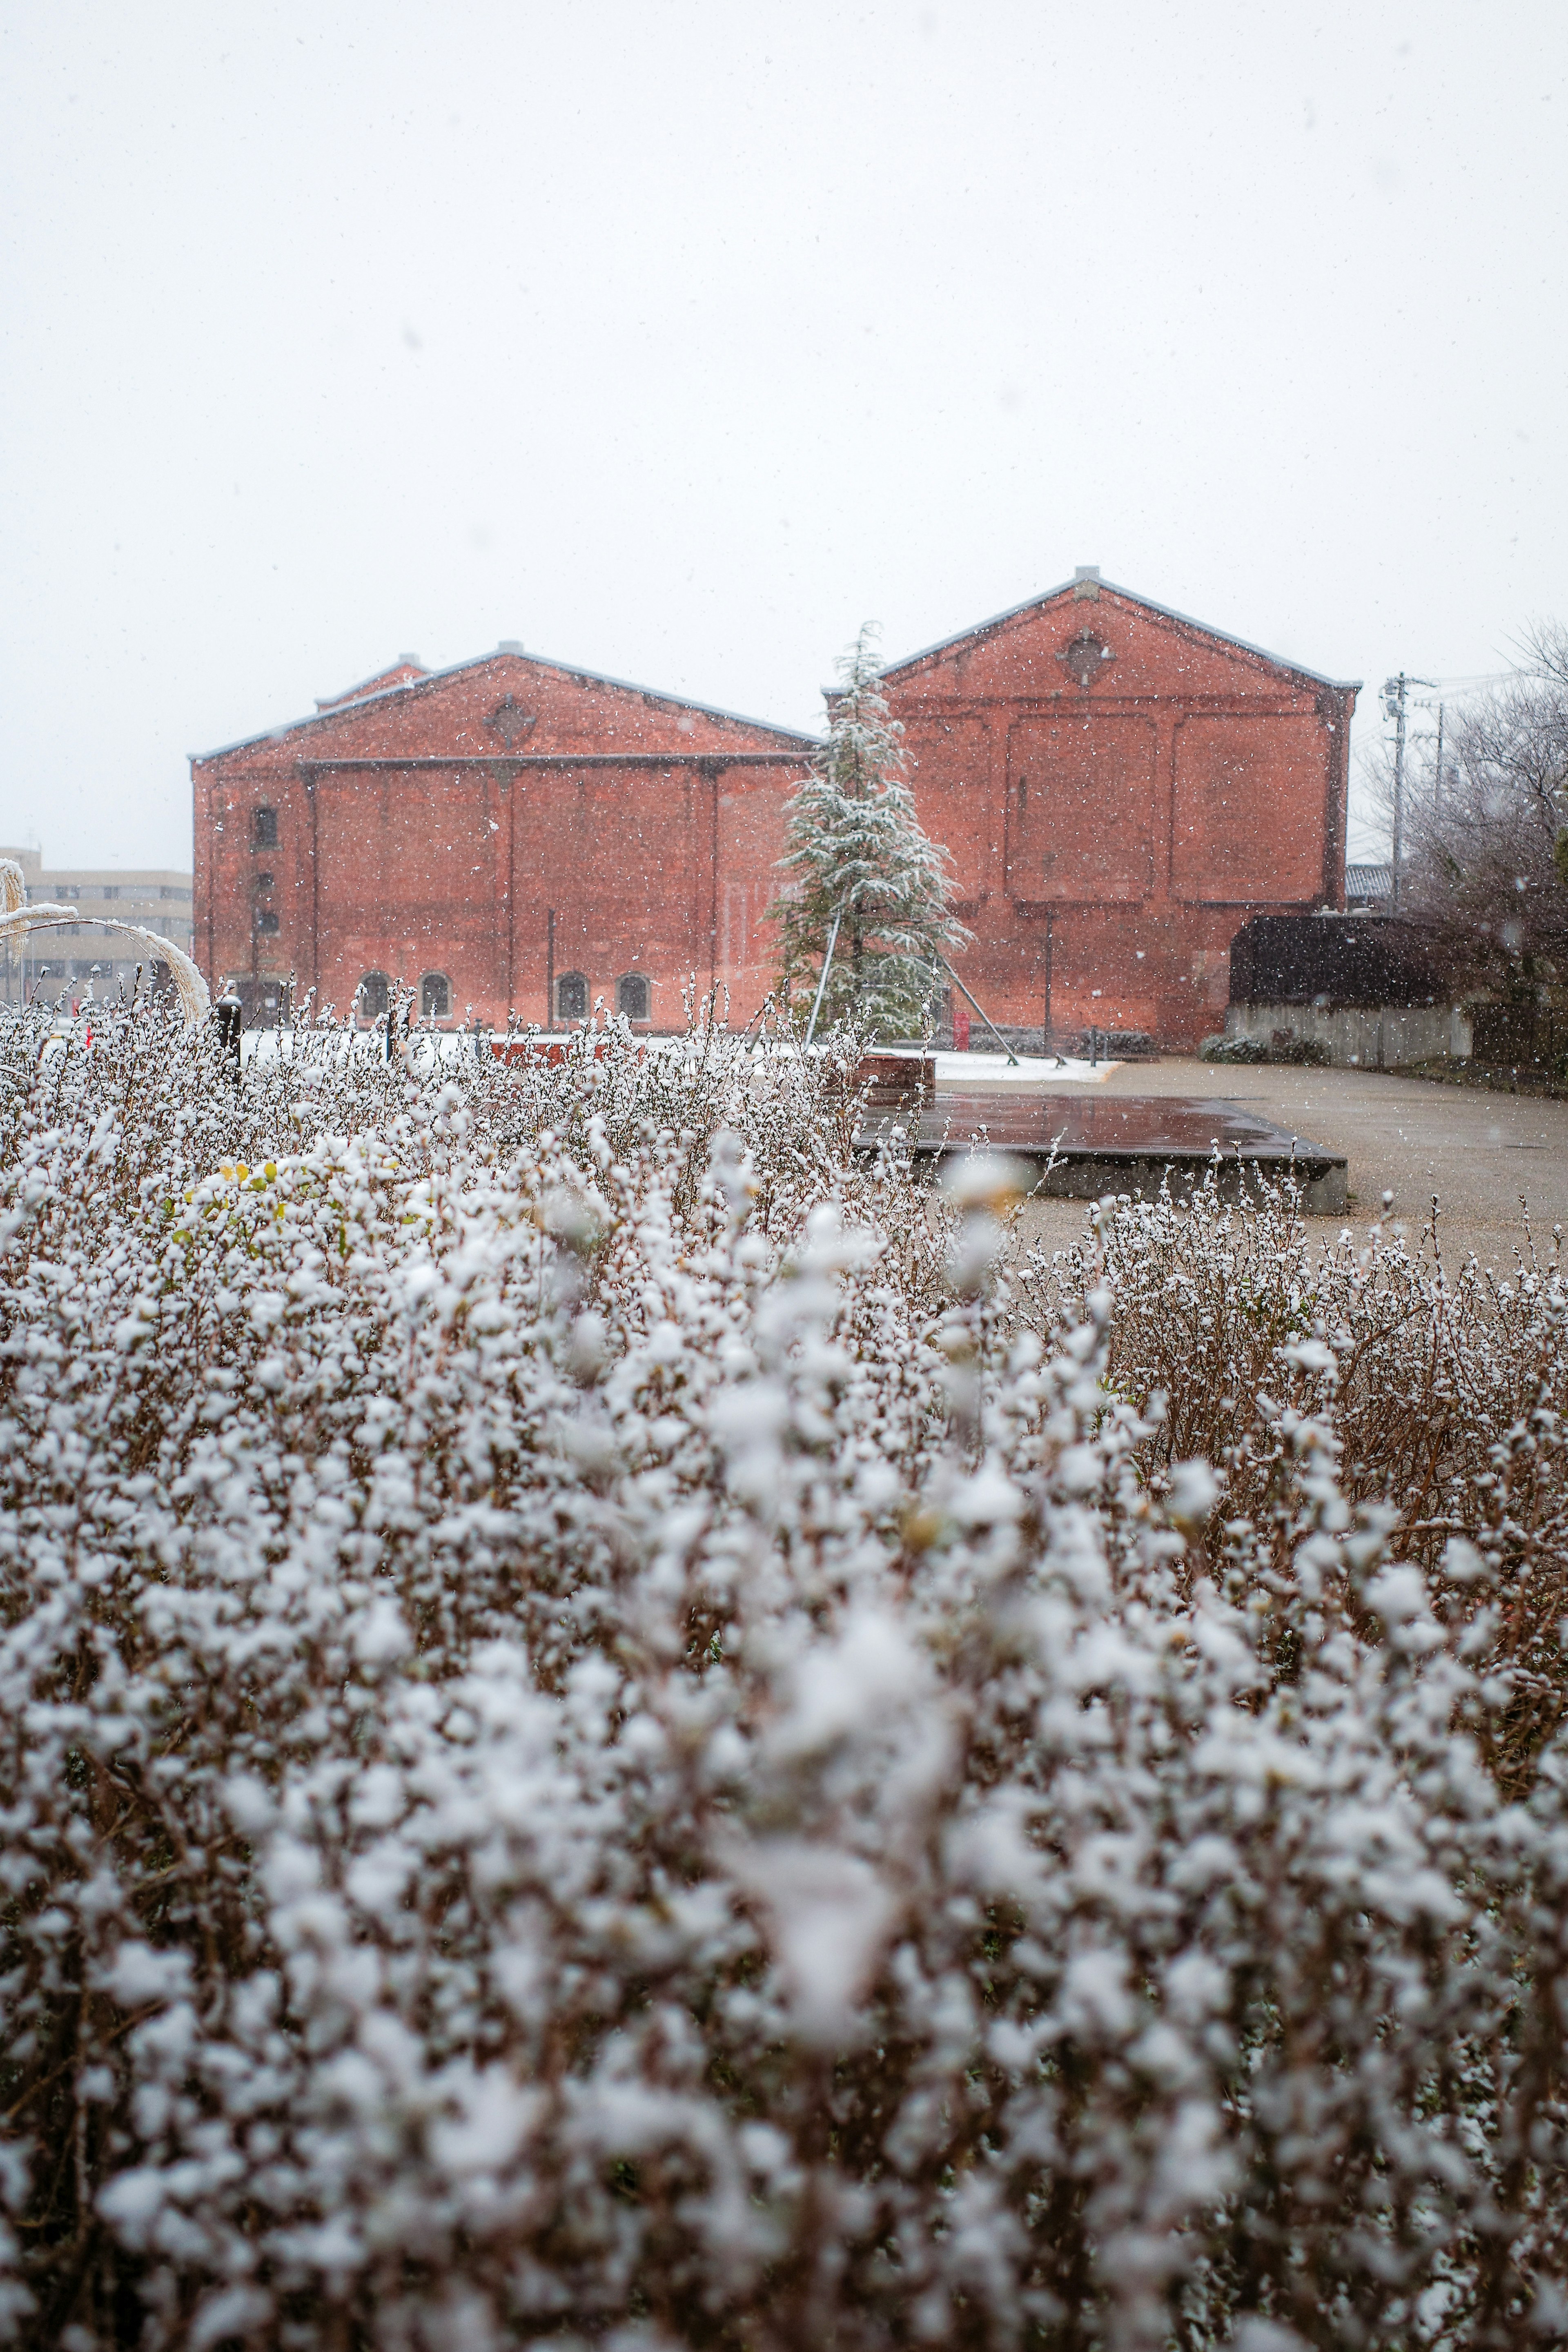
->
<box><xmin>1</xmin><ymin>994</ymin><xmax>1567</xmax><ymax>2349</ymax></box>
<box><xmin>1023</xmin><ymin>1176</ymin><xmax>1568</xmax><ymax>1792</ymax></box>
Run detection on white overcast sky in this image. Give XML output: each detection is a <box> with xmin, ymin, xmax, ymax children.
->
<box><xmin>2</xmin><ymin>0</ymin><xmax>1564</xmax><ymax>871</ymax></box>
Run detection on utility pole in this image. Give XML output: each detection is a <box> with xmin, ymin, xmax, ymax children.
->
<box><xmin>1381</xmin><ymin>672</ymin><xmax>1436</xmax><ymax>916</ymax></box>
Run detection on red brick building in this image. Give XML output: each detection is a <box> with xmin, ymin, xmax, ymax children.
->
<box><xmin>192</xmin><ymin>651</ymin><xmax>815</xmax><ymax>1034</ymax></box>
<box><xmin>191</xmin><ymin>574</ymin><xmax>1356</xmax><ymax>1046</ymax></box>
<box><xmin>877</xmin><ymin>570</ymin><xmax>1358</xmax><ymax>1046</ymax></box>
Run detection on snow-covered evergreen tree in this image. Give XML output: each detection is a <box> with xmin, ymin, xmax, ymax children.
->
<box><xmin>771</xmin><ymin>626</ymin><xmax>967</xmax><ymax>1037</ymax></box>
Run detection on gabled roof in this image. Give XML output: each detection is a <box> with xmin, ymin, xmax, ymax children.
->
<box><xmin>877</xmin><ymin>575</ymin><xmax>1361</xmax><ymax>694</ymax></box>
<box><xmin>194</xmin><ymin>646</ymin><xmax>820</xmax><ymax>762</ymax></box>
<box><xmin>315</xmin><ymin>658</ymin><xmax>429</xmax><ymax>710</ymax></box>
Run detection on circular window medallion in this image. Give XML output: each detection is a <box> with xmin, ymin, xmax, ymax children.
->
<box><xmin>1060</xmin><ymin>629</ymin><xmax>1113</xmax><ymax>689</ymax></box>
<box><xmin>488</xmin><ymin>694</ymin><xmax>537</xmax><ymax>747</ymax></box>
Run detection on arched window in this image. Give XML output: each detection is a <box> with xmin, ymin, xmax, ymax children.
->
<box><xmin>252</xmin><ymin>807</ymin><xmax>278</xmax><ymax>850</ymax></box>
<box><xmin>617</xmin><ymin>972</ymin><xmax>650</xmax><ymax>1022</ymax></box>
<box><xmin>359</xmin><ymin>971</ymin><xmax>391</xmax><ymax>1021</ymax></box>
<box><xmin>556</xmin><ymin>971</ymin><xmax>587</xmax><ymax>1022</ymax></box>
<box><xmin>420</xmin><ymin>972</ymin><xmax>451</xmax><ymax>1021</ymax></box>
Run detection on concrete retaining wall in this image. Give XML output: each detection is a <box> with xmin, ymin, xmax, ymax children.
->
<box><xmin>1026</xmin><ymin>1150</ymin><xmax>1348</xmax><ymax>1215</ymax></box>
<box><xmin>1225</xmin><ymin>1001</ymin><xmax>1472</xmax><ymax>1069</ymax></box>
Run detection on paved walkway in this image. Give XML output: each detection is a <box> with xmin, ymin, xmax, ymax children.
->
<box><xmin>980</xmin><ymin>1058</ymin><xmax>1568</xmax><ymax>1271</ymax></box>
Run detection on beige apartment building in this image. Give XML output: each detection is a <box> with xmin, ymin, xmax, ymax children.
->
<box><xmin>0</xmin><ymin>848</ymin><xmax>195</xmax><ymax>1007</ymax></box>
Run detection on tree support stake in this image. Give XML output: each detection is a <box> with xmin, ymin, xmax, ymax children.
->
<box><xmin>938</xmin><ymin>955</ymin><xmax>1019</xmax><ymax>1066</ymax></box>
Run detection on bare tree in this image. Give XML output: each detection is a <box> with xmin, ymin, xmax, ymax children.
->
<box><xmin>1365</xmin><ymin>622</ymin><xmax>1568</xmax><ymax>982</ymax></box>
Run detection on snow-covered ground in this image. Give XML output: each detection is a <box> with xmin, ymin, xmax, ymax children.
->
<box><xmin>932</xmin><ymin>1049</ymin><xmax>1120</xmax><ymax>1088</ymax></box>
<box><xmin>238</xmin><ymin>1026</ymin><xmax>486</xmax><ymax>1070</ymax></box>
<box><xmin>234</xmin><ymin>1030</ymin><xmax>1123</xmax><ymax>1084</ymax></box>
